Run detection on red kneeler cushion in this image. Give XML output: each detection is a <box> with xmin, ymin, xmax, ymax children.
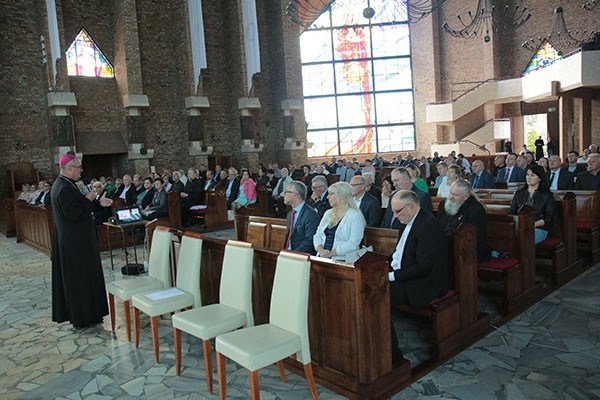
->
<box><xmin>428</xmin><ymin>289</ymin><xmax>455</xmax><ymax>306</ymax></box>
<box><xmin>478</xmin><ymin>257</ymin><xmax>519</xmax><ymax>271</ymax></box>
<box><xmin>576</xmin><ymin>222</ymin><xmax>597</xmax><ymax>232</ymax></box>
<box><xmin>537</xmin><ymin>237</ymin><xmax>562</xmax><ymax>247</ymax></box>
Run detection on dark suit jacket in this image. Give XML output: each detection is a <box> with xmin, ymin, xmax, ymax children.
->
<box><xmin>389</xmin><ymin>210</ymin><xmax>448</xmax><ymax>308</ymax></box>
<box><xmin>170</xmin><ymin>180</ymin><xmax>185</xmax><ymax>193</ymax></box>
<box><xmin>469</xmin><ymin>170</ymin><xmax>495</xmax><ymax>189</ymax></box>
<box><xmin>225</xmin><ymin>177</ymin><xmax>240</xmax><ymax>205</ymax></box>
<box><xmin>547</xmin><ymin>169</ymin><xmax>574</xmax><ymax>190</ymax></box>
<box><xmin>497</xmin><ymin>166</ymin><xmax>526</xmax><ymax>183</ymax></box>
<box><xmin>36</xmin><ymin>190</ymin><xmax>52</xmax><ymax>206</ymax></box>
<box><xmin>437</xmin><ymin>196</ymin><xmax>490</xmax><ymax>262</ymax></box>
<box><xmin>368</xmin><ymin>185</ymin><xmax>382</xmax><ymax>205</ymax></box>
<box><xmin>380</xmin><ymin>185</ymin><xmax>432</xmax><ymax>229</ymax></box>
<box><xmin>184</xmin><ymin>178</ymin><xmax>204</xmax><ymax>205</ymax></box>
<box><xmin>566</xmin><ymin>164</ymin><xmax>587</xmax><ymax>176</ymax></box>
<box><xmin>574</xmin><ymin>171</ymin><xmax>600</xmax><ymax>190</ymax></box>
<box><xmin>112</xmin><ymin>184</ymin><xmax>137</xmax><ymax>205</ymax></box>
<box><xmin>358</xmin><ymin>192</ymin><xmax>381</xmax><ymax>227</ymax></box>
<box><xmin>286</xmin><ymin>204</ymin><xmax>320</xmax><ymax>255</ymax></box>
<box><xmin>309</xmin><ymin>190</ymin><xmax>331</xmax><ymax>219</ymax></box>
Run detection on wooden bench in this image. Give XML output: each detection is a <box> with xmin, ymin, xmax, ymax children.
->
<box><xmin>478</xmin><ymin>207</ymin><xmax>546</xmax><ymax>315</ymax></box>
<box><xmin>14</xmin><ymin>201</ymin><xmax>53</xmax><ymax>257</ymax></box>
<box><xmin>363</xmin><ymin>225</ymin><xmax>490</xmax><ymax>361</ymax></box>
<box><xmin>0</xmin><ymin>197</ymin><xmax>16</xmax><ymax>237</ymax></box>
<box><xmin>188</xmin><ymin>235</ymin><xmax>412</xmax><ymax>400</ymax></box>
<box><xmin>188</xmin><ymin>188</ymin><xmax>233</xmax><ymax>232</ymax></box>
<box><xmin>554</xmin><ymin>190</ymin><xmax>600</xmax><ymax>263</ymax></box>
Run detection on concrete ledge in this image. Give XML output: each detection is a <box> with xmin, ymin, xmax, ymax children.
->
<box><xmin>47</xmin><ymin>92</ymin><xmax>77</xmax><ymax>108</ymax></box>
<box><xmin>238</xmin><ymin>97</ymin><xmax>261</xmax><ymax>110</ymax></box>
<box><xmin>123</xmin><ymin>94</ymin><xmax>150</xmax><ymax>108</ymax></box>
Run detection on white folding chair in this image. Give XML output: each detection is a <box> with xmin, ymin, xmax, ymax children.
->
<box><xmin>172</xmin><ymin>240</ymin><xmax>254</xmax><ymax>394</ymax></box>
<box><xmin>132</xmin><ymin>232</ymin><xmax>203</xmax><ymax>362</ymax></box>
<box><xmin>215</xmin><ymin>250</ymin><xmax>318</xmax><ymax>400</ymax></box>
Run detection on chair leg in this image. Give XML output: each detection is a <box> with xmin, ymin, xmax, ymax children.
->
<box><xmin>108</xmin><ymin>294</ymin><xmax>116</xmax><ymax>331</ymax></box>
<box><xmin>203</xmin><ymin>339</ymin><xmax>213</xmax><ymax>393</ymax></box>
<box><xmin>276</xmin><ymin>360</ymin><xmax>286</xmax><ymax>382</ymax></box>
<box><xmin>249</xmin><ymin>370</ymin><xmax>260</xmax><ymax>400</ymax></box>
<box><xmin>134</xmin><ymin>307</ymin><xmax>140</xmax><ymax>348</ymax></box>
<box><xmin>124</xmin><ymin>300</ymin><xmax>132</xmax><ymax>342</ymax></box>
<box><xmin>217</xmin><ymin>352</ymin><xmax>227</xmax><ymax>400</ymax></box>
<box><xmin>303</xmin><ymin>362</ymin><xmax>318</xmax><ymax>400</ymax></box>
<box><xmin>151</xmin><ymin>316</ymin><xmax>159</xmax><ymax>363</ymax></box>
<box><xmin>174</xmin><ymin>328</ymin><xmax>181</xmax><ymax>375</ymax></box>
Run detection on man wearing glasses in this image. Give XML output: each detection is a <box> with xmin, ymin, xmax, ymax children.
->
<box><xmin>283</xmin><ymin>181</ymin><xmax>319</xmax><ymax>255</ymax></box>
<box><xmin>388</xmin><ymin>190</ymin><xmax>448</xmax><ymax>358</ymax></box>
<box><xmin>308</xmin><ymin>175</ymin><xmax>330</xmax><ymax>219</ymax></box>
<box><xmin>51</xmin><ymin>151</ymin><xmax>113</xmax><ymax>330</ymax></box>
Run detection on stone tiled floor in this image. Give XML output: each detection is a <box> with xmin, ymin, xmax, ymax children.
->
<box><xmin>1</xmin><ymin>233</ymin><xmax>599</xmax><ymax>399</ymax></box>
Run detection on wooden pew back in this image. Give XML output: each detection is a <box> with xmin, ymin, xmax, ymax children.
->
<box><xmin>14</xmin><ymin>201</ymin><xmax>53</xmax><ymax>257</ymax></box>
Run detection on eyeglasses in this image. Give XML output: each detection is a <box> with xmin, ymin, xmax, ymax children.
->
<box><xmin>392</xmin><ymin>204</ymin><xmax>410</xmax><ymax>215</ymax></box>
<box><xmin>350</xmin><ymin>183</ymin><xmax>364</xmax><ymax>187</ymax></box>
<box><xmin>284</xmin><ymin>190</ymin><xmax>296</xmax><ymax>195</ymax></box>
<box><xmin>70</xmin><ymin>165</ymin><xmax>82</xmax><ymax>170</ymax></box>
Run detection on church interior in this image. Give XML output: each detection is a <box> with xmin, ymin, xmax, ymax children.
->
<box><xmin>1</xmin><ymin>0</ymin><xmax>600</xmax><ymax>399</ymax></box>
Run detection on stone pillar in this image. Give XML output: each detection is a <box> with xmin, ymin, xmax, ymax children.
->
<box><xmin>47</xmin><ymin>92</ymin><xmax>78</xmax><ymax>166</ymax></box>
<box><xmin>185</xmin><ymin>96</ymin><xmax>213</xmax><ymax>164</ymax></box>
<box><xmin>559</xmin><ymin>95</ymin><xmax>574</xmax><ymax>158</ymax></box>
<box><xmin>238</xmin><ymin>97</ymin><xmax>264</xmax><ymax>153</ymax></box>
<box><xmin>578</xmin><ymin>97</ymin><xmax>592</xmax><ymax>151</ymax></box>
<box><xmin>123</xmin><ymin>94</ymin><xmax>154</xmax><ymax>162</ymax></box>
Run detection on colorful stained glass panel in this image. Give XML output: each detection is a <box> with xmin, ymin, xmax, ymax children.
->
<box><xmin>304</xmin><ymin>97</ymin><xmax>337</xmax><ymax>130</ymax></box>
<box><xmin>302</xmin><ymin>64</ymin><xmax>335</xmax><ymax>96</ymax></box>
<box><xmin>66</xmin><ymin>29</ymin><xmax>114</xmax><ymax>78</ymax></box>
<box><xmin>523</xmin><ymin>40</ymin><xmax>563</xmax><ymax>74</ymax></box>
<box><xmin>373</xmin><ymin>58</ymin><xmax>412</xmax><ymax>90</ymax></box>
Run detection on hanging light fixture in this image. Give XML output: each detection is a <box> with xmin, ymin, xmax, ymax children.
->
<box><xmin>442</xmin><ymin>0</ymin><xmax>531</xmax><ymax>42</ymax></box>
<box><xmin>285</xmin><ymin>0</ymin><xmax>335</xmax><ymax>28</ymax></box>
<box><xmin>521</xmin><ymin>7</ymin><xmax>596</xmax><ymax>55</ymax></box>
<box><xmin>286</xmin><ymin>0</ymin><xmax>448</xmax><ymax>28</ymax></box>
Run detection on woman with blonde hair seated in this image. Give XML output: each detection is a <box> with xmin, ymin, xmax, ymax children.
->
<box><xmin>313</xmin><ymin>181</ymin><xmax>366</xmax><ymax>261</ymax></box>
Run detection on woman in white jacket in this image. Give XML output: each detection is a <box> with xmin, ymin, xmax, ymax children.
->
<box><xmin>314</xmin><ymin>181</ymin><xmax>366</xmax><ymax>261</ymax></box>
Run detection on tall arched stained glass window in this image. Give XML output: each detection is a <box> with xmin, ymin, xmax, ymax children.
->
<box><xmin>301</xmin><ymin>0</ymin><xmax>415</xmax><ymax>157</ymax></box>
<box><xmin>66</xmin><ymin>29</ymin><xmax>114</xmax><ymax>78</ymax></box>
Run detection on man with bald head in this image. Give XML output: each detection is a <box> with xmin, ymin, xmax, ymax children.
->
<box><xmin>112</xmin><ymin>174</ymin><xmax>136</xmax><ymax>205</ymax></box>
<box><xmin>388</xmin><ymin>190</ymin><xmax>448</xmax><ymax>357</ymax></box>
<box><xmin>469</xmin><ymin>159</ymin><xmax>495</xmax><ymax>189</ymax></box>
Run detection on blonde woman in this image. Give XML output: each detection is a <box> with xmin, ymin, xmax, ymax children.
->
<box><xmin>313</xmin><ymin>182</ymin><xmax>366</xmax><ymax>260</ymax></box>
<box><xmin>437</xmin><ymin>164</ymin><xmax>461</xmax><ymax>198</ymax></box>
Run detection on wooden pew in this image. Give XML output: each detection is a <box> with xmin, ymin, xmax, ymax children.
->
<box><xmin>481</xmin><ymin>195</ymin><xmax>583</xmax><ymax>287</ymax></box>
<box><xmin>478</xmin><ymin>207</ymin><xmax>545</xmax><ymax>315</ymax></box>
<box><xmin>0</xmin><ymin>197</ymin><xmax>16</xmax><ymax>237</ymax></box>
<box><xmin>14</xmin><ymin>201</ymin><xmax>53</xmax><ymax>257</ymax></box>
<box><xmin>554</xmin><ymin>190</ymin><xmax>600</xmax><ymax>263</ymax></box>
<box><xmin>197</xmin><ymin>236</ymin><xmax>411</xmax><ymax>400</ymax></box>
<box><xmin>188</xmin><ymin>188</ymin><xmax>233</xmax><ymax>232</ymax></box>
<box><xmin>363</xmin><ymin>225</ymin><xmax>490</xmax><ymax>361</ymax></box>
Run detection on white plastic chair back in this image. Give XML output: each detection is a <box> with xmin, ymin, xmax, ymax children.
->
<box><xmin>220</xmin><ymin>240</ymin><xmax>255</xmax><ymax>327</ymax></box>
<box><xmin>175</xmin><ymin>234</ymin><xmax>203</xmax><ymax>307</ymax></box>
<box><xmin>269</xmin><ymin>250</ymin><xmax>312</xmax><ymax>364</ymax></box>
<box><xmin>148</xmin><ymin>228</ymin><xmax>172</xmax><ymax>287</ymax></box>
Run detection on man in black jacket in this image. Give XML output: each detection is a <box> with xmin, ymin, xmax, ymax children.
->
<box><xmin>380</xmin><ymin>167</ymin><xmax>432</xmax><ymax>229</ymax></box>
<box><xmin>547</xmin><ymin>155</ymin><xmax>574</xmax><ymax>190</ymax></box>
<box><xmin>437</xmin><ymin>180</ymin><xmax>490</xmax><ymax>262</ymax></box>
<box><xmin>283</xmin><ymin>181</ymin><xmax>319</xmax><ymax>254</ymax></box>
<box><xmin>112</xmin><ymin>174</ymin><xmax>136</xmax><ymax>205</ymax></box>
<box><xmin>308</xmin><ymin>175</ymin><xmax>330</xmax><ymax>220</ymax></box>
<box><xmin>351</xmin><ymin>175</ymin><xmax>381</xmax><ymax>227</ymax></box>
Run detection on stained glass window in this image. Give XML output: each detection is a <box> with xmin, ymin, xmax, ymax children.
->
<box><xmin>523</xmin><ymin>41</ymin><xmax>563</xmax><ymax>74</ymax></box>
<box><xmin>66</xmin><ymin>29</ymin><xmax>114</xmax><ymax>78</ymax></box>
<box><xmin>301</xmin><ymin>0</ymin><xmax>415</xmax><ymax>156</ymax></box>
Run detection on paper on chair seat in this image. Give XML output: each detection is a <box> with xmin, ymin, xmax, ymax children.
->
<box><xmin>190</xmin><ymin>205</ymin><xmax>207</xmax><ymax>210</ymax></box>
<box><xmin>145</xmin><ymin>288</ymin><xmax>186</xmax><ymax>301</ymax></box>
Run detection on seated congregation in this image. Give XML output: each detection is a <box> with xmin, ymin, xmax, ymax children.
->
<box><xmin>5</xmin><ymin>147</ymin><xmax>600</xmax><ymax>399</ymax></box>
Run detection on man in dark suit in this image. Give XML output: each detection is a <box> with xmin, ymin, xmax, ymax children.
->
<box><xmin>203</xmin><ymin>170</ymin><xmax>216</xmax><ymax>191</ymax></box>
<box><xmin>34</xmin><ymin>180</ymin><xmax>52</xmax><ymax>206</ymax></box>
<box><xmin>574</xmin><ymin>153</ymin><xmax>600</xmax><ymax>190</ymax></box>
<box><xmin>497</xmin><ymin>153</ymin><xmax>526</xmax><ymax>183</ymax></box>
<box><xmin>180</xmin><ymin>168</ymin><xmax>204</xmax><ymax>226</ymax></box>
<box><xmin>224</xmin><ymin>168</ymin><xmax>240</xmax><ymax>207</ymax></box>
<box><xmin>547</xmin><ymin>155</ymin><xmax>574</xmax><ymax>191</ymax></box>
<box><xmin>363</xmin><ymin>172</ymin><xmax>382</xmax><ymax>205</ymax></box>
<box><xmin>308</xmin><ymin>175</ymin><xmax>330</xmax><ymax>219</ymax></box>
<box><xmin>283</xmin><ymin>181</ymin><xmax>319</xmax><ymax>255</ymax></box>
<box><xmin>469</xmin><ymin>159</ymin><xmax>495</xmax><ymax>189</ymax></box>
<box><xmin>388</xmin><ymin>190</ymin><xmax>448</xmax><ymax>357</ymax></box>
<box><xmin>351</xmin><ymin>175</ymin><xmax>381</xmax><ymax>227</ymax></box>
<box><xmin>380</xmin><ymin>167</ymin><xmax>433</xmax><ymax>229</ymax></box>
<box><xmin>112</xmin><ymin>174</ymin><xmax>137</xmax><ymax>205</ymax></box>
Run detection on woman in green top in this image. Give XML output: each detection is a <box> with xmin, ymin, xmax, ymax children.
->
<box><xmin>406</xmin><ymin>163</ymin><xmax>429</xmax><ymax>192</ymax></box>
